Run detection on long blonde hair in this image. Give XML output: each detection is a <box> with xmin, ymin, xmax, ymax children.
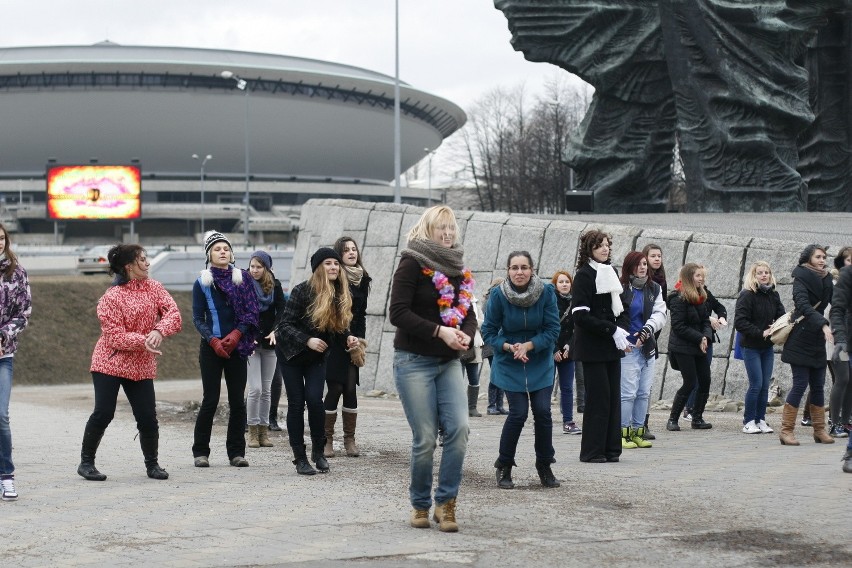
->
<box><xmin>406</xmin><ymin>205</ymin><xmax>460</xmax><ymax>245</ymax></box>
<box><xmin>743</xmin><ymin>261</ymin><xmax>776</xmax><ymax>293</ymax></box>
<box><xmin>308</xmin><ymin>265</ymin><xmax>352</xmax><ymax>333</ymax></box>
<box><xmin>678</xmin><ymin>263</ymin><xmax>707</xmax><ymax>304</ymax></box>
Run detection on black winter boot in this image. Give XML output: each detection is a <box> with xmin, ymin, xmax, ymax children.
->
<box><xmin>691</xmin><ymin>393</ymin><xmax>713</xmax><ymax>429</ymax></box>
<box><xmin>139</xmin><ymin>431</ymin><xmax>169</xmax><ymax>480</ymax></box>
<box><xmin>667</xmin><ymin>393</ymin><xmax>689</xmax><ymax>431</ymax></box>
<box><xmin>292</xmin><ymin>447</ymin><xmax>316</xmax><ymax>475</ymax></box>
<box><xmin>269</xmin><ymin>374</ymin><xmax>283</xmax><ymax>431</ymax></box>
<box><xmin>494</xmin><ymin>459</ymin><xmax>515</xmax><ymax>489</ymax></box>
<box><xmin>535</xmin><ymin>460</ymin><xmax>561</xmax><ymax>488</ymax></box>
<box><xmin>77</xmin><ymin>424</ymin><xmax>107</xmax><ymax>481</ymax></box>
<box><xmin>311</xmin><ymin>438</ymin><xmax>330</xmax><ymax>473</ymax></box>
<box><xmin>643</xmin><ymin>413</ymin><xmax>656</xmax><ymax>440</ymax></box>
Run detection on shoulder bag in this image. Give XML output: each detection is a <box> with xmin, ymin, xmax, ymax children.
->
<box><xmin>769</xmin><ymin>302</ymin><xmax>819</xmax><ymax>346</ymax></box>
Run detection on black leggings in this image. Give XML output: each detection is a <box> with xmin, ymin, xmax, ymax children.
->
<box><xmin>86</xmin><ymin>372</ymin><xmax>158</xmax><ymax>434</ymax></box>
<box><xmin>324</xmin><ymin>365</ymin><xmax>358</xmax><ymax>411</ymax></box>
<box><xmin>673</xmin><ymin>353</ymin><xmax>711</xmax><ymax>397</ymax></box>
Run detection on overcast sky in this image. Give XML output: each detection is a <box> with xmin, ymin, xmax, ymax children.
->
<box><xmin>0</xmin><ymin>0</ymin><xmax>579</xmax><ymax>110</ymax></box>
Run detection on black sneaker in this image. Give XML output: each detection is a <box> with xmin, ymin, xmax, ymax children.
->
<box><xmin>801</xmin><ymin>417</ymin><xmax>812</xmax><ymax>426</ymax></box>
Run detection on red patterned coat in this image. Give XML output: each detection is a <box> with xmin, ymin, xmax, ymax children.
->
<box><xmin>90</xmin><ymin>278</ymin><xmax>182</xmax><ymax>380</ymax></box>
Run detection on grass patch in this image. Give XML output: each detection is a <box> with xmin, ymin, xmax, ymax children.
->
<box><xmin>16</xmin><ymin>275</ymin><xmax>200</xmax><ymax>385</ymax></box>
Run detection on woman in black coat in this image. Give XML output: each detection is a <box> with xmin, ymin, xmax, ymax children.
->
<box><xmin>666</xmin><ymin>263</ymin><xmax>714</xmax><ymax>431</ymax></box>
<box><xmin>779</xmin><ymin>244</ymin><xmax>834</xmax><ymax>445</ymax></box>
<box><xmin>571</xmin><ymin>230</ymin><xmax>630</xmax><ymax>463</ymax></box>
<box><xmin>734</xmin><ymin>261</ymin><xmax>786</xmax><ymax>434</ymax></box>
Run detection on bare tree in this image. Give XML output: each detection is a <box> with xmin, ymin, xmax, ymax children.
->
<box><xmin>447</xmin><ymin>77</ymin><xmax>592</xmax><ymax>213</ymax></box>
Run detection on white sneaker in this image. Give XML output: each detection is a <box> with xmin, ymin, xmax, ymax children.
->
<box><xmin>757</xmin><ymin>420</ymin><xmax>774</xmax><ymax>433</ymax></box>
<box><xmin>742</xmin><ymin>420</ymin><xmax>761</xmax><ymax>434</ymax></box>
<box><xmin>1</xmin><ymin>476</ymin><xmax>17</xmax><ymax>501</ymax></box>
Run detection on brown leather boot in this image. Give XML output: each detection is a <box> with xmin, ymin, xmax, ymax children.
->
<box><xmin>342</xmin><ymin>408</ymin><xmax>359</xmax><ymax>457</ymax></box>
<box><xmin>810</xmin><ymin>405</ymin><xmax>835</xmax><ymax>444</ymax></box>
<box><xmin>247</xmin><ymin>425</ymin><xmax>260</xmax><ymax>448</ymax></box>
<box><xmin>258</xmin><ymin>426</ymin><xmax>274</xmax><ymax>447</ymax></box>
<box><xmin>324</xmin><ymin>412</ymin><xmax>337</xmax><ymax>458</ymax></box>
<box><xmin>779</xmin><ymin>403</ymin><xmax>800</xmax><ymax>446</ymax></box>
<box><xmin>433</xmin><ymin>497</ymin><xmax>459</xmax><ymax>532</ymax></box>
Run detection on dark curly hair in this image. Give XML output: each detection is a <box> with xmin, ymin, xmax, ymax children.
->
<box><xmin>576</xmin><ymin>229</ymin><xmax>612</xmax><ymax>270</ymax></box>
<box><xmin>107</xmin><ymin>244</ymin><xmax>145</xmax><ymax>280</ymax></box>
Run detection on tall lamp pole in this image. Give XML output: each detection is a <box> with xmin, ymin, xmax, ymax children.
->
<box><xmin>393</xmin><ymin>0</ymin><xmax>401</xmax><ymax>204</ymax></box>
<box><xmin>424</xmin><ymin>147</ymin><xmax>436</xmax><ymax>207</ymax></box>
<box><xmin>192</xmin><ymin>153</ymin><xmax>212</xmax><ymax>235</ymax></box>
<box><xmin>221</xmin><ymin>70</ymin><xmax>250</xmax><ymax>245</ymax></box>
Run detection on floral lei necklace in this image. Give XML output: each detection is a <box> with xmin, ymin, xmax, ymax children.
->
<box><xmin>422</xmin><ymin>267</ymin><xmax>475</xmax><ymax>327</ymax></box>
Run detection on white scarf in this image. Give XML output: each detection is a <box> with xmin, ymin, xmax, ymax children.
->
<box><xmin>589</xmin><ymin>260</ymin><xmax>624</xmax><ymax>317</ymax></box>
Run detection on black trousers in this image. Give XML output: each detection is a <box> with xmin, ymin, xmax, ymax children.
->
<box><xmin>86</xmin><ymin>372</ymin><xmax>158</xmax><ymax>434</ymax></box>
<box><xmin>192</xmin><ymin>341</ymin><xmax>247</xmax><ymax>460</ymax></box>
<box><xmin>281</xmin><ymin>358</ymin><xmax>327</xmax><ymax>452</ymax></box>
<box><xmin>579</xmin><ymin>360</ymin><xmax>622</xmax><ymax>461</ymax></box>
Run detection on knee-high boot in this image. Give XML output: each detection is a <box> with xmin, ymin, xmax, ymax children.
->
<box><xmin>667</xmin><ymin>393</ymin><xmax>689</xmax><ymax>431</ymax></box>
<box><xmin>691</xmin><ymin>393</ymin><xmax>713</xmax><ymax>429</ymax></box>
<box><xmin>468</xmin><ymin>385</ymin><xmax>481</xmax><ymax>417</ymax></box>
<box><xmin>77</xmin><ymin>424</ymin><xmax>107</xmax><ymax>481</ymax></box>
<box><xmin>139</xmin><ymin>431</ymin><xmax>169</xmax><ymax>480</ymax></box>
<box><xmin>324</xmin><ymin>411</ymin><xmax>337</xmax><ymax>458</ymax></box>
<box><xmin>779</xmin><ymin>403</ymin><xmax>800</xmax><ymax>446</ymax></box>
<box><xmin>810</xmin><ymin>405</ymin><xmax>835</xmax><ymax>444</ymax></box>
<box><xmin>342</xmin><ymin>408</ymin><xmax>359</xmax><ymax>457</ymax></box>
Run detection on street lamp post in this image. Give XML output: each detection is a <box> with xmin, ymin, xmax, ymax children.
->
<box><xmin>221</xmin><ymin>70</ymin><xmax>250</xmax><ymax>245</ymax></box>
<box><xmin>192</xmin><ymin>153</ymin><xmax>212</xmax><ymax>235</ymax></box>
<box><xmin>424</xmin><ymin>147</ymin><xmax>436</xmax><ymax>207</ymax></box>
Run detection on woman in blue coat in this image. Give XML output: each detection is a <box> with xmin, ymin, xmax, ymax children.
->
<box><xmin>482</xmin><ymin>251</ymin><xmax>560</xmax><ymax>490</ymax></box>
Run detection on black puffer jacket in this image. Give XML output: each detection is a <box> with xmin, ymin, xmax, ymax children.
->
<box><xmin>830</xmin><ymin>265</ymin><xmax>852</xmax><ymax>345</ymax></box>
<box><xmin>781</xmin><ymin>265</ymin><xmax>832</xmax><ymax>368</ymax></box>
<box><xmin>667</xmin><ymin>291</ymin><xmax>713</xmax><ymax>356</ymax></box>
<box><xmin>734</xmin><ymin>286</ymin><xmax>785</xmax><ymax>350</ymax></box>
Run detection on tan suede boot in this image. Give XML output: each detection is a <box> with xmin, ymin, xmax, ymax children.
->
<box><xmin>810</xmin><ymin>405</ymin><xmax>835</xmax><ymax>444</ymax></box>
<box><xmin>779</xmin><ymin>403</ymin><xmax>800</xmax><ymax>446</ymax></box>
<box><xmin>324</xmin><ymin>412</ymin><xmax>337</xmax><ymax>458</ymax></box>
<box><xmin>247</xmin><ymin>425</ymin><xmax>260</xmax><ymax>449</ymax></box>
<box><xmin>342</xmin><ymin>408</ymin><xmax>359</xmax><ymax>457</ymax></box>
<box><xmin>258</xmin><ymin>426</ymin><xmax>274</xmax><ymax>447</ymax></box>
<box><xmin>433</xmin><ymin>498</ymin><xmax>459</xmax><ymax>532</ymax></box>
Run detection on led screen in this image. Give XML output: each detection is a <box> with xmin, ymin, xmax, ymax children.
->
<box><xmin>47</xmin><ymin>165</ymin><xmax>141</xmax><ymax>220</ymax></box>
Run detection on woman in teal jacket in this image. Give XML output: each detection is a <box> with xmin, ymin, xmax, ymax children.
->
<box><xmin>482</xmin><ymin>251</ymin><xmax>560</xmax><ymax>490</ymax></box>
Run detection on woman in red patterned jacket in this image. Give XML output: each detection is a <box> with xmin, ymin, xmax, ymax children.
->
<box><xmin>77</xmin><ymin>244</ymin><xmax>182</xmax><ymax>481</ymax></box>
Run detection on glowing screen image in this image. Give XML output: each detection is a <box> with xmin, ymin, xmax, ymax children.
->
<box><xmin>47</xmin><ymin>165</ymin><xmax>141</xmax><ymax>220</ymax></box>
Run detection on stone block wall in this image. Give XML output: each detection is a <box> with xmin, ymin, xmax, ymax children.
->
<box><xmin>294</xmin><ymin>199</ymin><xmax>844</xmax><ymax>399</ymax></box>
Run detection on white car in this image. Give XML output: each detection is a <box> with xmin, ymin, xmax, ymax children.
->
<box><xmin>76</xmin><ymin>245</ymin><xmax>113</xmax><ymax>275</ymax></box>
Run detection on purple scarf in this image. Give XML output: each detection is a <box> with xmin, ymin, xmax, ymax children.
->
<box><xmin>211</xmin><ymin>266</ymin><xmax>260</xmax><ymax>358</ymax></box>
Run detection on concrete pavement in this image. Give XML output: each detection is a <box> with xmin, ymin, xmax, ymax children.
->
<box><xmin>3</xmin><ymin>379</ymin><xmax>850</xmax><ymax>567</ymax></box>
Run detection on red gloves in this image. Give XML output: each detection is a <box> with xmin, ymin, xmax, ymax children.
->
<box><xmin>209</xmin><ymin>337</ymin><xmax>230</xmax><ymax>359</ymax></box>
<box><xmin>220</xmin><ymin>329</ymin><xmax>242</xmax><ymax>354</ymax></box>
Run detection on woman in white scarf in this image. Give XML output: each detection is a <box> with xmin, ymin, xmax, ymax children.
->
<box><xmin>570</xmin><ymin>230</ymin><xmax>631</xmax><ymax>463</ymax></box>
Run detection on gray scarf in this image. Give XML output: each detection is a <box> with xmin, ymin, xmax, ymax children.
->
<box><xmin>401</xmin><ymin>238</ymin><xmax>465</xmax><ymax>277</ymax></box>
<box><xmin>500</xmin><ymin>274</ymin><xmax>545</xmax><ymax>307</ymax></box>
<box><xmin>630</xmin><ymin>275</ymin><xmax>648</xmax><ymax>289</ymax></box>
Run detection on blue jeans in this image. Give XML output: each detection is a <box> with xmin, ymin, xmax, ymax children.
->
<box><xmin>556</xmin><ymin>358</ymin><xmax>575</xmax><ymax>423</ymax></box>
<box><xmin>0</xmin><ymin>358</ymin><xmax>14</xmax><ymax>475</ymax></box>
<box><xmin>394</xmin><ymin>350</ymin><xmax>469</xmax><ymax>510</ymax></box>
<box><xmin>500</xmin><ymin>386</ymin><xmax>555</xmax><ymax>464</ymax></box>
<box><xmin>742</xmin><ymin>346</ymin><xmax>774</xmax><ymax>424</ymax></box>
<box><xmin>620</xmin><ymin>349</ymin><xmax>655</xmax><ymax>428</ymax></box>
<box><xmin>787</xmin><ymin>364</ymin><xmax>826</xmax><ymax>407</ymax></box>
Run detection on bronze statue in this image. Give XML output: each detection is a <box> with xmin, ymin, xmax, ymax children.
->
<box><xmin>494</xmin><ymin>0</ymin><xmax>849</xmax><ymax>212</ymax></box>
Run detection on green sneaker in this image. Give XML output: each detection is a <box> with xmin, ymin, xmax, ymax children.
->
<box><xmin>621</xmin><ymin>427</ymin><xmax>638</xmax><ymax>449</ymax></box>
<box><xmin>630</xmin><ymin>427</ymin><xmax>653</xmax><ymax>448</ymax></box>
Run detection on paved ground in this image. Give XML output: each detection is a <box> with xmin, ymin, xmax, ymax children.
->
<box><xmin>4</xmin><ymin>379</ymin><xmax>851</xmax><ymax>567</ymax></box>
